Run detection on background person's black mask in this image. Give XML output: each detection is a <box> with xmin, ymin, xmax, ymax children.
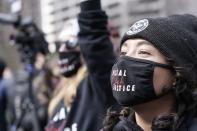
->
<box><xmin>111</xmin><ymin>56</ymin><xmax>174</xmax><ymax>107</ymax></box>
<box><xmin>59</xmin><ymin>51</ymin><xmax>81</xmax><ymax>77</ymax></box>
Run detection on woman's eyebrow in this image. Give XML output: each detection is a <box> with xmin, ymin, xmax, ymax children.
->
<box><xmin>122</xmin><ymin>42</ymin><xmax>128</xmax><ymax>47</ymax></box>
<box><xmin>136</xmin><ymin>41</ymin><xmax>151</xmax><ymax>47</ymax></box>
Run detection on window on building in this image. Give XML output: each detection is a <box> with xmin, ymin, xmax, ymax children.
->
<box><xmin>62</xmin><ymin>6</ymin><xmax>69</xmax><ymax>11</ymax></box>
<box><xmin>129</xmin><ymin>9</ymin><xmax>160</xmax><ymax>16</ymax></box>
<box><xmin>62</xmin><ymin>17</ymin><xmax>70</xmax><ymax>21</ymax></box>
<box><xmin>48</xmin><ymin>1</ymin><xmax>55</xmax><ymax>5</ymax></box>
<box><xmin>75</xmin><ymin>2</ymin><xmax>80</xmax><ymax>7</ymax></box>
<box><xmin>138</xmin><ymin>0</ymin><xmax>159</xmax><ymax>3</ymax></box>
<box><xmin>50</xmin><ymin>10</ymin><xmax>56</xmax><ymax>15</ymax></box>
<box><xmin>50</xmin><ymin>20</ymin><xmax>57</xmax><ymax>25</ymax></box>
<box><xmin>107</xmin><ymin>2</ymin><xmax>119</xmax><ymax>9</ymax></box>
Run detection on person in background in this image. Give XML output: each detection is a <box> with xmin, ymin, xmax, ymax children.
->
<box><xmin>103</xmin><ymin>14</ymin><xmax>197</xmax><ymax>131</ymax></box>
<box><xmin>5</xmin><ymin>28</ymin><xmax>50</xmax><ymax>131</ymax></box>
<box><xmin>33</xmin><ymin>55</ymin><xmax>62</xmax><ymax>130</ymax></box>
<box><xmin>46</xmin><ymin>18</ymin><xmax>88</xmax><ymax>131</ymax></box>
<box><xmin>0</xmin><ymin>58</ymin><xmax>8</xmax><ymax>131</ymax></box>
<box><xmin>4</xmin><ymin>52</ymin><xmax>50</xmax><ymax>131</ymax></box>
<box><xmin>45</xmin><ymin>0</ymin><xmax>119</xmax><ymax>130</ymax></box>
<box><xmin>107</xmin><ymin>21</ymin><xmax>121</xmax><ymax>55</ymax></box>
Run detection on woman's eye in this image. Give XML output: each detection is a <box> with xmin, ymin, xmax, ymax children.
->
<box><xmin>138</xmin><ymin>50</ymin><xmax>151</xmax><ymax>56</ymax></box>
<box><xmin>120</xmin><ymin>52</ymin><xmax>127</xmax><ymax>56</ymax></box>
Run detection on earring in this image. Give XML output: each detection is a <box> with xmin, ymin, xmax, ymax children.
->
<box><xmin>172</xmin><ymin>81</ymin><xmax>176</xmax><ymax>86</ymax></box>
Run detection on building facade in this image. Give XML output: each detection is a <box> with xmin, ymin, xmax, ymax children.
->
<box><xmin>41</xmin><ymin>0</ymin><xmax>80</xmax><ymax>43</ymax></box>
<box><xmin>41</xmin><ymin>0</ymin><xmax>197</xmax><ymax>45</ymax></box>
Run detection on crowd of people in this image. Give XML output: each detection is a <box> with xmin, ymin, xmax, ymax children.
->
<box><xmin>0</xmin><ymin>0</ymin><xmax>197</xmax><ymax>131</ymax></box>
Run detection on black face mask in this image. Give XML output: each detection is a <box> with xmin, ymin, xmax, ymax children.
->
<box><xmin>111</xmin><ymin>56</ymin><xmax>174</xmax><ymax>107</ymax></box>
<box><xmin>59</xmin><ymin>51</ymin><xmax>81</xmax><ymax>77</ymax></box>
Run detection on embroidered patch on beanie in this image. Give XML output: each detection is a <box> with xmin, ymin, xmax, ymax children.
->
<box><xmin>126</xmin><ymin>19</ymin><xmax>149</xmax><ymax>35</ymax></box>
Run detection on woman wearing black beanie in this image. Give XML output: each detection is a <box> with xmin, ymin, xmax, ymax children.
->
<box><xmin>103</xmin><ymin>15</ymin><xmax>197</xmax><ymax>131</ymax></box>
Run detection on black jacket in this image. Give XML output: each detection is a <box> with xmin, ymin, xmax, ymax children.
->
<box><xmin>113</xmin><ymin>113</ymin><xmax>197</xmax><ymax>131</ymax></box>
<box><xmin>46</xmin><ymin>0</ymin><xmax>117</xmax><ymax>131</ymax></box>
<box><xmin>0</xmin><ymin>79</ymin><xmax>7</xmax><ymax>131</ymax></box>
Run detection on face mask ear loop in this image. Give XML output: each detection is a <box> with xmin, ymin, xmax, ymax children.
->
<box><xmin>154</xmin><ymin>62</ymin><xmax>175</xmax><ymax>71</ymax></box>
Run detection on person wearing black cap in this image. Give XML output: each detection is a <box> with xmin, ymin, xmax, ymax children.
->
<box><xmin>102</xmin><ymin>14</ymin><xmax>197</xmax><ymax>131</ymax></box>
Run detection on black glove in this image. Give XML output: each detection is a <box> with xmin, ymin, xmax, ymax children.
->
<box><xmin>80</xmin><ymin>0</ymin><xmax>101</xmax><ymax>11</ymax></box>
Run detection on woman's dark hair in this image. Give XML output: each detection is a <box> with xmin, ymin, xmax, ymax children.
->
<box><xmin>151</xmin><ymin>59</ymin><xmax>197</xmax><ymax>130</ymax></box>
<box><xmin>102</xmin><ymin>107</ymin><xmax>131</xmax><ymax>131</ymax></box>
<box><xmin>103</xmin><ymin>66</ymin><xmax>197</xmax><ymax>131</ymax></box>
<box><xmin>172</xmin><ymin>69</ymin><xmax>197</xmax><ymax>129</ymax></box>
<box><xmin>151</xmin><ymin>113</ymin><xmax>178</xmax><ymax>131</ymax></box>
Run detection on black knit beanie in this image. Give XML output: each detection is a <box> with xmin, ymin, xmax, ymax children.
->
<box><xmin>121</xmin><ymin>14</ymin><xmax>197</xmax><ymax>82</ymax></box>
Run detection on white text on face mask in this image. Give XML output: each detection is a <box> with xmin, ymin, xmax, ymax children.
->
<box><xmin>112</xmin><ymin>84</ymin><xmax>135</xmax><ymax>92</ymax></box>
<box><xmin>112</xmin><ymin>69</ymin><xmax>135</xmax><ymax>92</ymax></box>
<box><xmin>112</xmin><ymin>69</ymin><xmax>127</xmax><ymax>76</ymax></box>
